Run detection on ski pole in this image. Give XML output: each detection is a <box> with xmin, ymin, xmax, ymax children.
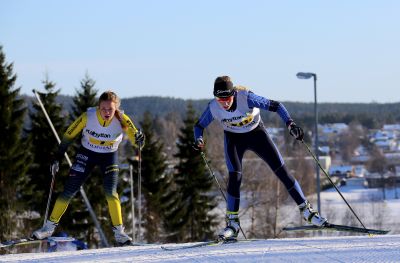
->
<box><xmin>199</xmin><ymin>151</ymin><xmax>247</xmax><ymax>240</ymax></box>
<box><xmin>137</xmin><ymin>139</ymin><xmax>142</xmax><ymax>243</ymax></box>
<box><xmin>43</xmin><ymin>168</ymin><xmax>56</xmax><ymax>226</ymax></box>
<box><xmin>302</xmin><ymin>140</ymin><xmax>367</xmax><ymax>230</ymax></box>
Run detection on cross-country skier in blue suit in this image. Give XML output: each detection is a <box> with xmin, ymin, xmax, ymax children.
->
<box><xmin>193</xmin><ymin>76</ymin><xmax>327</xmax><ymax>240</ymax></box>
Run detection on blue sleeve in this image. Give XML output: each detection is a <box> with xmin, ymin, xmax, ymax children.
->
<box><xmin>194</xmin><ymin>104</ymin><xmax>214</xmax><ymax>140</ymax></box>
<box><xmin>247</xmin><ymin>92</ymin><xmax>293</xmax><ymax>125</ymax></box>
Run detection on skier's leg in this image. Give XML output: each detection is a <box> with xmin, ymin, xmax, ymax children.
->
<box><xmin>219</xmin><ymin>132</ymin><xmax>246</xmax><ymax>239</ymax></box>
<box><xmin>224</xmin><ymin>133</ymin><xmax>245</xmax><ymax>213</ymax></box>
<box><xmin>101</xmin><ymin>152</ymin><xmax>132</xmax><ymax>245</ymax></box>
<box><xmin>102</xmin><ymin>164</ymin><xmax>122</xmax><ymax>226</ymax></box>
<box><xmin>33</xmin><ymin>149</ymin><xmax>94</xmax><ymax>239</ymax></box>
<box><xmin>49</xmin><ymin>152</ymin><xmax>94</xmax><ymax>223</ymax></box>
<box><xmin>247</xmin><ymin>127</ymin><xmax>306</xmax><ymax>202</ymax></box>
<box><xmin>249</xmin><ymin>126</ymin><xmax>327</xmax><ymax>226</ymax></box>
<box><xmin>274</xmin><ymin>165</ymin><xmax>306</xmax><ymax>205</ymax></box>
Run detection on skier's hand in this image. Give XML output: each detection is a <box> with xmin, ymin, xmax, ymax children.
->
<box><xmin>50</xmin><ymin>159</ymin><xmax>59</xmax><ymax>175</ymax></box>
<box><xmin>193</xmin><ymin>137</ymin><xmax>205</xmax><ymax>151</ymax></box>
<box><xmin>288</xmin><ymin>122</ymin><xmax>304</xmax><ymax>141</ymax></box>
<box><xmin>135</xmin><ymin>130</ymin><xmax>145</xmax><ymax>149</ymax></box>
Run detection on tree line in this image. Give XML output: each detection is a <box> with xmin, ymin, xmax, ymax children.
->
<box><xmin>39</xmin><ymin>95</ymin><xmax>400</xmax><ymax>131</ymax></box>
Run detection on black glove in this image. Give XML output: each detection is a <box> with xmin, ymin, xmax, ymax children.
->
<box><xmin>192</xmin><ymin>137</ymin><xmax>205</xmax><ymax>151</ymax></box>
<box><xmin>288</xmin><ymin>122</ymin><xmax>304</xmax><ymax>141</ymax></box>
<box><xmin>135</xmin><ymin>130</ymin><xmax>145</xmax><ymax>148</ymax></box>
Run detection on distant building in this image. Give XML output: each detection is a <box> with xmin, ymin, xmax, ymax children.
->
<box><xmin>383</xmin><ymin>124</ymin><xmax>400</xmax><ymax>131</ymax></box>
<box><xmin>370</xmin><ymin>130</ymin><xmax>398</xmax><ymax>152</ymax></box>
<box><xmin>319</xmin><ymin>146</ymin><xmax>330</xmax><ymax>155</ymax></box>
<box><xmin>354</xmin><ymin>165</ymin><xmax>368</xmax><ymax>177</ymax></box>
<box><xmin>350</xmin><ymin>146</ymin><xmax>370</xmax><ymax>164</ymax></box>
<box><xmin>365</xmin><ymin>171</ymin><xmax>399</xmax><ymax>188</ymax></box>
<box><xmin>351</xmin><ymin>155</ymin><xmax>370</xmax><ymax>164</ymax></box>
<box><xmin>320</xmin><ymin>123</ymin><xmax>349</xmax><ymax>135</ymax></box>
<box><xmin>329</xmin><ymin>165</ymin><xmax>354</xmax><ymax>178</ymax></box>
<box><xmin>343</xmin><ymin>177</ymin><xmax>367</xmax><ymax>187</ymax></box>
<box><xmin>384</xmin><ymin>152</ymin><xmax>400</xmax><ymax>165</ymax></box>
<box><xmin>375</xmin><ymin>140</ymin><xmax>397</xmax><ymax>152</ymax></box>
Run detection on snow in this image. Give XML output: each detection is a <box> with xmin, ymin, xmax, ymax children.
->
<box><xmin>2</xmin><ymin>235</ymin><xmax>400</xmax><ymax>262</ymax></box>
<box><xmin>3</xmin><ymin>183</ymin><xmax>400</xmax><ymax>262</ymax></box>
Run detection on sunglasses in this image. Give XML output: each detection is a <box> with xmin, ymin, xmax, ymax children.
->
<box><xmin>215</xmin><ymin>96</ymin><xmax>233</xmax><ymax>102</ymax></box>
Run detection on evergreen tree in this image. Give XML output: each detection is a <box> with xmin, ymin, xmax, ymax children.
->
<box><xmin>165</xmin><ymin>102</ymin><xmax>218</xmax><ymax>242</ymax></box>
<box><xmin>25</xmin><ymin>76</ymin><xmax>67</xmax><ymax>231</ymax></box>
<box><xmin>136</xmin><ymin>111</ymin><xmax>170</xmax><ymax>243</ymax></box>
<box><xmin>0</xmin><ymin>46</ymin><xmax>32</xmax><ymax>239</ymax></box>
<box><xmin>71</xmin><ymin>73</ymin><xmax>97</xmax><ymax>119</ymax></box>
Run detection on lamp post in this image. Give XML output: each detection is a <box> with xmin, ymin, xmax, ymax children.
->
<box><xmin>296</xmin><ymin>72</ymin><xmax>321</xmax><ymax>214</ymax></box>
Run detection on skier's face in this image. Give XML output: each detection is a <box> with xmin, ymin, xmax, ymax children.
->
<box><xmin>216</xmin><ymin>96</ymin><xmax>234</xmax><ymax>110</ymax></box>
<box><xmin>99</xmin><ymin>100</ymin><xmax>117</xmax><ymax>121</ymax></box>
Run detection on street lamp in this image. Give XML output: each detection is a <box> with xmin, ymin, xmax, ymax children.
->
<box><xmin>296</xmin><ymin>72</ymin><xmax>321</xmax><ymax>214</ymax></box>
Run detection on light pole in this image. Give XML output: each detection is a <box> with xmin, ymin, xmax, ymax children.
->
<box><xmin>296</xmin><ymin>72</ymin><xmax>321</xmax><ymax>214</ymax></box>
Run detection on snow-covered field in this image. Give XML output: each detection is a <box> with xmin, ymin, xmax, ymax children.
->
<box><xmin>2</xmin><ymin>235</ymin><xmax>400</xmax><ymax>262</ymax></box>
<box><xmin>2</xmin><ymin>181</ymin><xmax>400</xmax><ymax>262</ymax></box>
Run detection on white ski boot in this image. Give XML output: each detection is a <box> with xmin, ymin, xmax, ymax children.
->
<box><xmin>112</xmin><ymin>225</ymin><xmax>133</xmax><ymax>246</ymax></box>
<box><xmin>218</xmin><ymin>213</ymin><xmax>240</xmax><ymax>240</ymax></box>
<box><xmin>299</xmin><ymin>201</ymin><xmax>327</xmax><ymax>226</ymax></box>
<box><xmin>32</xmin><ymin>220</ymin><xmax>58</xmax><ymax>239</ymax></box>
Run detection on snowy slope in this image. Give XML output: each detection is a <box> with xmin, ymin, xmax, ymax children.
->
<box><xmin>2</xmin><ymin>235</ymin><xmax>400</xmax><ymax>262</ymax></box>
<box><xmin>3</xmin><ymin>181</ymin><xmax>400</xmax><ymax>262</ymax></box>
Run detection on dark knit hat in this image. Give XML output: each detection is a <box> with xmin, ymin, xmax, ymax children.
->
<box><xmin>213</xmin><ymin>76</ymin><xmax>234</xmax><ymax>98</ymax></box>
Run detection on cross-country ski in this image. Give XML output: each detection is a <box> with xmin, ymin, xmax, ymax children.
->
<box><xmin>0</xmin><ymin>236</ymin><xmax>76</xmax><ymax>249</ymax></box>
<box><xmin>283</xmin><ymin>223</ymin><xmax>389</xmax><ymax>235</ymax></box>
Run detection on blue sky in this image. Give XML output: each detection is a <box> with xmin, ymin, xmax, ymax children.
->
<box><xmin>1</xmin><ymin>1</ymin><xmax>399</xmax><ymax>103</ymax></box>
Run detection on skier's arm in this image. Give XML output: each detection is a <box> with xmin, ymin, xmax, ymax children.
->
<box><xmin>56</xmin><ymin>112</ymin><xmax>87</xmax><ymax>160</ymax></box>
<box><xmin>120</xmin><ymin>113</ymin><xmax>142</xmax><ymax>148</ymax></box>
<box><xmin>194</xmin><ymin>104</ymin><xmax>214</xmax><ymax>141</ymax></box>
<box><xmin>247</xmin><ymin>92</ymin><xmax>293</xmax><ymax>126</ymax></box>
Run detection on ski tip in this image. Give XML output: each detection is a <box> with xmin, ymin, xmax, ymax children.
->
<box><xmin>366</xmin><ymin>230</ymin><xmax>390</xmax><ymax>235</ymax></box>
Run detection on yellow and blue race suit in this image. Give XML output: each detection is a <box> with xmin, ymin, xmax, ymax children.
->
<box><xmin>49</xmin><ymin>107</ymin><xmax>140</xmax><ymax>226</ymax></box>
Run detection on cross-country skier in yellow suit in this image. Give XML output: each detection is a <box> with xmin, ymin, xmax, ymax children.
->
<box><xmin>32</xmin><ymin>91</ymin><xmax>144</xmax><ymax>246</ymax></box>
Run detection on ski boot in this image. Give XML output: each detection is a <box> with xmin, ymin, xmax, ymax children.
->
<box><xmin>32</xmin><ymin>220</ymin><xmax>58</xmax><ymax>239</ymax></box>
<box><xmin>112</xmin><ymin>225</ymin><xmax>133</xmax><ymax>246</ymax></box>
<box><xmin>299</xmin><ymin>200</ymin><xmax>328</xmax><ymax>226</ymax></box>
<box><xmin>218</xmin><ymin>213</ymin><xmax>240</xmax><ymax>241</ymax></box>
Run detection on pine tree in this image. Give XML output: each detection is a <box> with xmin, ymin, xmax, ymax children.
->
<box><xmin>71</xmin><ymin>73</ymin><xmax>97</xmax><ymax>119</ymax></box>
<box><xmin>136</xmin><ymin>111</ymin><xmax>170</xmax><ymax>243</ymax></box>
<box><xmin>0</xmin><ymin>46</ymin><xmax>32</xmax><ymax>239</ymax></box>
<box><xmin>25</xmin><ymin>76</ymin><xmax>67</xmax><ymax>230</ymax></box>
<box><xmin>165</xmin><ymin>102</ymin><xmax>218</xmax><ymax>242</ymax></box>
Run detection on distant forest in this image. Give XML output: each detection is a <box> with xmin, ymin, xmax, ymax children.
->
<box><xmin>22</xmin><ymin>95</ymin><xmax>400</xmax><ymax>130</ymax></box>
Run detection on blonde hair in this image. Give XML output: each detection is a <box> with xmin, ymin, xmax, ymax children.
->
<box><xmin>99</xmin><ymin>90</ymin><xmax>121</xmax><ymax>109</ymax></box>
<box><xmin>234</xmin><ymin>85</ymin><xmax>250</xmax><ymax>92</ymax></box>
<box><xmin>98</xmin><ymin>90</ymin><xmax>127</xmax><ymax>130</ymax></box>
